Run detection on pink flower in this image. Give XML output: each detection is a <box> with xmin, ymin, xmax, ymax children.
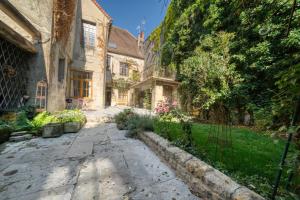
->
<box><xmin>172</xmin><ymin>101</ymin><xmax>178</xmax><ymax>107</ymax></box>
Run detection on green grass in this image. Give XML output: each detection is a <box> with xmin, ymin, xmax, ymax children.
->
<box><xmin>154</xmin><ymin>121</ymin><xmax>299</xmax><ymax>199</ymax></box>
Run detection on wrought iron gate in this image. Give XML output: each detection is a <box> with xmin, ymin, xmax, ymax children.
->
<box><xmin>0</xmin><ymin>38</ymin><xmax>29</xmax><ymax>111</ymax></box>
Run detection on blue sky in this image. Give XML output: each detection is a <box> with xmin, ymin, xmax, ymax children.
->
<box><xmin>98</xmin><ymin>0</ymin><xmax>169</xmax><ymax>38</ymax></box>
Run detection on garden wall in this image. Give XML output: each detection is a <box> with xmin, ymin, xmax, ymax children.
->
<box><xmin>138</xmin><ymin>131</ymin><xmax>265</xmax><ymax>200</ymax></box>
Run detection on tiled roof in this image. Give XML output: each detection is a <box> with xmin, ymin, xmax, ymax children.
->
<box><xmin>92</xmin><ymin>0</ymin><xmax>112</xmax><ymax>20</ymax></box>
<box><xmin>108</xmin><ymin>26</ymin><xmax>144</xmax><ymax>59</ymax></box>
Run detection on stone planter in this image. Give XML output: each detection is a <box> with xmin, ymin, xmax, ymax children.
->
<box><xmin>0</xmin><ymin>127</ymin><xmax>11</xmax><ymax>144</ymax></box>
<box><xmin>42</xmin><ymin>123</ymin><xmax>64</xmax><ymax>138</ymax></box>
<box><xmin>64</xmin><ymin>121</ymin><xmax>82</xmax><ymax>133</ymax></box>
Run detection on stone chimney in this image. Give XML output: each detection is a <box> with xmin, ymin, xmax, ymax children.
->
<box><xmin>138</xmin><ymin>31</ymin><xmax>145</xmax><ymax>48</ymax></box>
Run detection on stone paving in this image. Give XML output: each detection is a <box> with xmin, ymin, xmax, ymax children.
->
<box><xmin>0</xmin><ymin>109</ymin><xmax>199</xmax><ymax>200</ymax></box>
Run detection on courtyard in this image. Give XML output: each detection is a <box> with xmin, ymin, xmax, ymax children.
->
<box><xmin>0</xmin><ymin>109</ymin><xmax>198</xmax><ymax>200</ymax></box>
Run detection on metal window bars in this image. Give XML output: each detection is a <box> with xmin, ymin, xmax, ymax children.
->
<box><xmin>0</xmin><ymin>38</ymin><xmax>28</xmax><ymax>111</ymax></box>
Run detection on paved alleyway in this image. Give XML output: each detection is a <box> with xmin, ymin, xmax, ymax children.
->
<box><xmin>0</xmin><ymin>114</ymin><xmax>199</xmax><ymax>200</ymax></box>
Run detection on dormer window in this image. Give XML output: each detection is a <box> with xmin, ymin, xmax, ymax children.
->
<box><xmin>108</xmin><ymin>42</ymin><xmax>117</xmax><ymax>49</ymax></box>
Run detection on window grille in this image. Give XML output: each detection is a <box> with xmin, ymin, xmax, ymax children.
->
<box><xmin>0</xmin><ymin>38</ymin><xmax>28</xmax><ymax>111</ymax></box>
<box><xmin>119</xmin><ymin>62</ymin><xmax>129</xmax><ymax>76</ymax></box>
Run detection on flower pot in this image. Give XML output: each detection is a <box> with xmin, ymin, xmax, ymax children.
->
<box><xmin>64</xmin><ymin>121</ymin><xmax>81</xmax><ymax>133</ymax></box>
<box><xmin>42</xmin><ymin>123</ymin><xmax>64</xmax><ymax>138</ymax></box>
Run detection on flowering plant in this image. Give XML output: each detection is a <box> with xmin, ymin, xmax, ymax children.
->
<box><xmin>154</xmin><ymin>97</ymin><xmax>178</xmax><ymax>115</ymax></box>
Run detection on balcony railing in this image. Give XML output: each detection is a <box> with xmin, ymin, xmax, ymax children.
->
<box><xmin>141</xmin><ymin>65</ymin><xmax>176</xmax><ymax>81</ymax></box>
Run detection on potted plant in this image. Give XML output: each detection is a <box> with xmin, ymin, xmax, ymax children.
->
<box><xmin>42</xmin><ymin>123</ymin><xmax>64</xmax><ymax>138</ymax></box>
<box><xmin>55</xmin><ymin>110</ymin><xmax>86</xmax><ymax>133</ymax></box>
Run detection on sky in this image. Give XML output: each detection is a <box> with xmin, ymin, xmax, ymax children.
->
<box><xmin>98</xmin><ymin>0</ymin><xmax>169</xmax><ymax>38</ymax></box>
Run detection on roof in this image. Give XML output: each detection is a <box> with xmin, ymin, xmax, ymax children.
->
<box><xmin>91</xmin><ymin>0</ymin><xmax>112</xmax><ymax>20</ymax></box>
<box><xmin>108</xmin><ymin>26</ymin><xmax>144</xmax><ymax>59</ymax></box>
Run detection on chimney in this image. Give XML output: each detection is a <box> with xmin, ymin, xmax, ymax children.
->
<box><xmin>138</xmin><ymin>31</ymin><xmax>145</xmax><ymax>48</ymax></box>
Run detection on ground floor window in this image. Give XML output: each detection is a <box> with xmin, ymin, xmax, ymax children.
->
<box><xmin>69</xmin><ymin>70</ymin><xmax>93</xmax><ymax>98</ymax></box>
<box><xmin>118</xmin><ymin>90</ymin><xmax>128</xmax><ymax>101</ymax></box>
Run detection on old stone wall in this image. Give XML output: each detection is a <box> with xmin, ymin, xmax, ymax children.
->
<box><xmin>138</xmin><ymin>131</ymin><xmax>265</xmax><ymax>200</ymax></box>
<box><xmin>71</xmin><ymin>0</ymin><xmax>110</xmax><ymax>110</ymax></box>
<box><xmin>108</xmin><ymin>52</ymin><xmax>144</xmax><ymax>106</ymax></box>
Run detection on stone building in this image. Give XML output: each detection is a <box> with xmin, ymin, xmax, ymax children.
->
<box><xmin>0</xmin><ymin>0</ymin><xmax>111</xmax><ymax>112</ymax></box>
<box><xmin>105</xmin><ymin>26</ymin><xmax>144</xmax><ymax>106</ymax></box>
<box><xmin>130</xmin><ymin>38</ymin><xmax>179</xmax><ymax>110</ymax></box>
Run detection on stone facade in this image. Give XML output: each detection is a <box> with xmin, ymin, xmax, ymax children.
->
<box><xmin>106</xmin><ymin>52</ymin><xmax>144</xmax><ymax>106</ymax></box>
<box><xmin>138</xmin><ymin>131</ymin><xmax>265</xmax><ymax>200</ymax></box>
<box><xmin>69</xmin><ymin>0</ymin><xmax>111</xmax><ymax>110</ymax></box>
<box><xmin>0</xmin><ymin>0</ymin><xmax>111</xmax><ymax>112</ymax></box>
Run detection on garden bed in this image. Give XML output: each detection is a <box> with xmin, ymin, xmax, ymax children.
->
<box><xmin>153</xmin><ymin>121</ymin><xmax>299</xmax><ymax>199</ymax></box>
<box><xmin>0</xmin><ymin>109</ymin><xmax>86</xmax><ymax>143</ymax></box>
<box><xmin>114</xmin><ymin>108</ymin><xmax>299</xmax><ymax>199</ymax></box>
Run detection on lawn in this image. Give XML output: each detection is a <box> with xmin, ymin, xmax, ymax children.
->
<box><xmin>153</xmin><ymin>121</ymin><xmax>299</xmax><ymax>199</ymax></box>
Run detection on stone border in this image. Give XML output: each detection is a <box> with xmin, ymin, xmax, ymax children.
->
<box><xmin>138</xmin><ymin>131</ymin><xmax>265</xmax><ymax>200</ymax></box>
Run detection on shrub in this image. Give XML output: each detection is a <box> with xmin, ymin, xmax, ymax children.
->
<box><xmin>114</xmin><ymin>109</ymin><xmax>136</xmax><ymax>130</ymax></box>
<box><xmin>54</xmin><ymin>110</ymin><xmax>86</xmax><ymax>125</ymax></box>
<box><xmin>253</xmin><ymin>107</ymin><xmax>273</xmax><ymax>130</ymax></box>
<box><xmin>31</xmin><ymin>111</ymin><xmax>59</xmax><ymax>131</ymax></box>
<box><xmin>0</xmin><ymin>120</ymin><xmax>13</xmax><ymax>143</ymax></box>
<box><xmin>13</xmin><ymin>111</ymin><xmax>33</xmax><ymax>131</ymax></box>
<box><xmin>31</xmin><ymin>110</ymin><xmax>87</xmax><ymax>131</ymax></box>
<box><xmin>18</xmin><ymin>105</ymin><xmax>37</xmax><ymax>120</ymax></box>
<box><xmin>126</xmin><ymin>115</ymin><xmax>154</xmax><ymax>138</ymax></box>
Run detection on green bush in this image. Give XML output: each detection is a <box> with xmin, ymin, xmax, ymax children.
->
<box><xmin>0</xmin><ymin>120</ymin><xmax>13</xmax><ymax>143</ymax></box>
<box><xmin>253</xmin><ymin>107</ymin><xmax>273</xmax><ymax>130</ymax></box>
<box><xmin>18</xmin><ymin>105</ymin><xmax>37</xmax><ymax>120</ymax></box>
<box><xmin>126</xmin><ymin>115</ymin><xmax>154</xmax><ymax>138</ymax></box>
<box><xmin>31</xmin><ymin>110</ymin><xmax>86</xmax><ymax>131</ymax></box>
<box><xmin>54</xmin><ymin>110</ymin><xmax>86</xmax><ymax>125</ymax></box>
<box><xmin>13</xmin><ymin>111</ymin><xmax>33</xmax><ymax>131</ymax></box>
<box><xmin>31</xmin><ymin>111</ymin><xmax>59</xmax><ymax>131</ymax></box>
<box><xmin>114</xmin><ymin>109</ymin><xmax>136</xmax><ymax>130</ymax></box>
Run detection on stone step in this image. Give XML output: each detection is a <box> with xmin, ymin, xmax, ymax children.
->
<box><xmin>10</xmin><ymin>131</ymin><xmax>29</xmax><ymax>137</ymax></box>
<box><xmin>9</xmin><ymin>134</ymin><xmax>33</xmax><ymax>142</ymax></box>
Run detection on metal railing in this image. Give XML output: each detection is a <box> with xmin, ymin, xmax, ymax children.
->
<box><xmin>141</xmin><ymin>65</ymin><xmax>176</xmax><ymax>81</ymax></box>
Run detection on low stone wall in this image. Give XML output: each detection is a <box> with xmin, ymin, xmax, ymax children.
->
<box><xmin>138</xmin><ymin>131</ymin><xmax>265</xmax><ymax>200</ymax></box>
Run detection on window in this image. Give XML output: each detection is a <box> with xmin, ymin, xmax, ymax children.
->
<box><xmin>58</xmin><ymin>58</ymin><xmax>65</xmax><ymax>82</ymax></box>
<box><xmin>119</xmin><ymin>62</ymin><xmax>129</xmax><ymax>76</ymax></box>
<box><xmin>107</xmin><ymin>55</ymin><xmax>111</xmax><ymax>70</ymax></box>
<box><xmin>82</xmin><ymin>22</ymin><xmax>96</xmax><ymax>48</ymax></box>
<box><xmin>118</xmin><ymin>90</ymin><xmax>128</xmax><ymax>101</ymax></box>
<box><xmin>69</xmin><ymin>70</ymin><xmax>93</xmax><ymax>98</ymax></box>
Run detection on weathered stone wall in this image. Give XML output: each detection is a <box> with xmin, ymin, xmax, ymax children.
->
<box><xmin>108</xmin><ymin>52</ymin><xmax>144</xmax><ymax>106</ymax></box>
<box><xmin>138</xmin><ymin>131</ymin><xmax>265</xmax><ymax>200</ymax></box>
<box><xmin>5</xmin><ymin>0</ymin><xmax>53</xmax><ymax>110</ymax></box>
<box><xmin>4</xmin><ymin>0</ymin><xmax>79</xmax><ymax>112</ymax></box>
<box><xmin>71</xmin><ymin>0</ymin><xmax>111</xmax><ymax>110</ymax></box>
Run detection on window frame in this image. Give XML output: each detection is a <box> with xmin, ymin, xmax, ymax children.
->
<box><xmin>58</xmin><ymin>58</ymin><xmax>65</xmax><ymax>82</ymax></box>
<box><xmin>81</xmin><ymin>21</ymin><xmax>96</xmax><ymax>49</ymax></box>
<box><xmin>119</xmin><ymin>62</ymin><xmax>129</xmax><ymax>76</ymax></box>
<box><xmin>118</xmin><ymin>90</ymin><xmax>128</xmax><ymax>101</ymax></box>
<box><xmin>69</xmin><ymin>69</ymin><xmax>93</xmax><ymax>99</ymax></box>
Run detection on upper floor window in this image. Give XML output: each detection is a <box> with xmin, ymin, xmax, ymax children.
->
<box><xmin>119</xmin><ymin>62</ymin><xmax>129</xmax><ymax>76</ymax></box>
<box><xmin>82</xmin><ymin>22</ymin><xmax>96</xmax><ymax>48</ymax></box>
